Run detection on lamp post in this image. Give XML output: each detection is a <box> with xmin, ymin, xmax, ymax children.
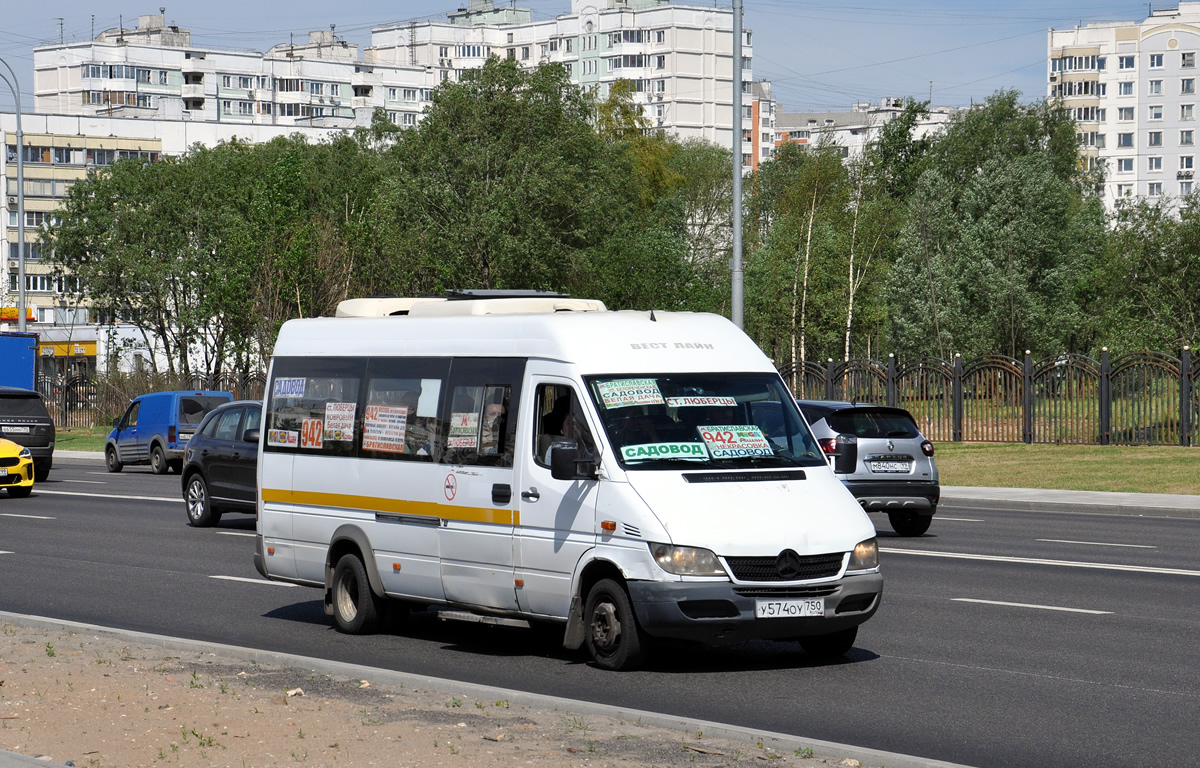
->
<box><xmin>0</xmin><ymin>56</ymin><xmax>26</xmax><ymax>332</ymax></box>
<box><xmin>730</xmin><ymin>0</ymin><xmax>744</xmax><ymax>329</ymax></box>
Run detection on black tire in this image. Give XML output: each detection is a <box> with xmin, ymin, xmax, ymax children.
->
<box><xmin>888</xmin><ymin>512</ymin><xmax>932</xmax><ymax>537</ymax></box>
<box><xmin>150</xmin><ymin>445</ymin><xmax>169</xmax><ymax>475</ymax></box>
<box><xmin>169</xmin><ymin>459</ymin><xmax>184</xmax><ymax>475</ymax></box>
<box><xmin>33</xmin><ymin>460</ymin><xmax>51</xmax><ymax>483</ymax></box>
<box><xmin>799</xmin><ymin>626</ymin><xmax>858</xmax><ymax>660</ymax></box>
<box><xmin>184</xmin><ymin>474</ymin><xmax>221</xmax><ymax>527</ymax></box>
<box><xmin>332</xmin><ymin>554</ymin><xmax>381</xmax><ymax>634</ymax></box>
<box><xmin>583</xmin><ymin>578</ymin><xmax>646</xmax><ymax>671</ymax></box>
<box><xmin>7</xmin><ymin>485</ymin><xmax>33</xmax><ymax>498</ymax></box>
<box><xmin>105</xmin><ymin>446</ymin><xmax>123</xmax><ymax>473</ymax></box>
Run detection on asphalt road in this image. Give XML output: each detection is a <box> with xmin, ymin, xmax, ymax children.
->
<box><xmin>1</xmin><ymin>456</ymin><xmax>1198</xmax><ymax>767</ymax></box>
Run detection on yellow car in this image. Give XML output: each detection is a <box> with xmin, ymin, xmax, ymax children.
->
<box><xmin>0</xmin><ymin>435</ymin><xmax>35</xmax><ymax>498</ymax></box>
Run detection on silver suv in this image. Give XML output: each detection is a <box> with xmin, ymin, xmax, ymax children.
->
<box><xmin>797</xmin><ymin>400</ymin><xmax>938</xmax><ymax>537</ymax></box>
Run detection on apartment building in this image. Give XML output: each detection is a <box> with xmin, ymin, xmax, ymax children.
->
<box><xmin>774</xmin><ymin>98</ymin><xmax>958</xmax><ymax>161</ymax></box>
<box><xmin>33</xmin><ymin>13</ymin><xmax>435</xmax><ymax>128</ymax></box>
<box><xmin>367</xmin><ymin>0</ymin><xmax>765</xmax><ymax>150</ymax></box>
<box><xmin>1049</xmin><ymin>3</ymin><xmax>1200</xmax><ymax>209</ymax></box>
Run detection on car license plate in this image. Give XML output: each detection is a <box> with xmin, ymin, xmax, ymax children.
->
<box><xmin>755</xmin><ymin>598</ymin><xmax>824</xmax><ymax>618</ymax></box>
<box><xmin>179</xmin><ymin>433</ymin><xmax>191</xmax><ymax>441</ymax></box>
<box><xmin>871</xmin><ymin>461</ymin><xmax>910</xmax><ymax>473</ymax></box>
<box><xmin>2</xmin><ymin>426</ymin><xmax>30</xmax><ymax>434</ymax></box>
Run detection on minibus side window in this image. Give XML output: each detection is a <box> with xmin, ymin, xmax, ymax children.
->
<box><xmin>265</xmin><ymin>357</ymin><xmax>365</xmax><ymax>457</ymax></box>
<box><xmin>533</xmin><ymin>384</ymin><xmax>596</xmax><ymax>468</ymax></box>
<box><xmin>441</xmin><ymin>358</ymin><xmax>525</xmax><ymax>468</ymax></box>
<box><xmin>360</xmin><ymin>358</ymin><xmax>450</xmax><ymax>463</ymax></box>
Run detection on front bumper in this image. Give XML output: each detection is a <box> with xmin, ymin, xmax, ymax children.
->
<box><xmin>627</xmin><ymin>572</ymin><xmax>883</xmax><ymax>643</ymax></box>
<box><xmin>842</xmin><ymin>480</ymin><xmax>940</xmax><ymax>513</ymax></box>
<box><xmin>0</xmin><ymin>459</ymin><xmax>35</xmax><ymax>488</ymax></box>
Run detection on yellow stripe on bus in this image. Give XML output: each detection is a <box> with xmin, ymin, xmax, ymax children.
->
<box><xmin>261</xmin><ymin>489</ymin><xmax>518</xmax><ymax>526</ymax></box>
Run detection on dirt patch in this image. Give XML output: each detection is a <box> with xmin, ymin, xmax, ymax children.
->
<box><xmin>1</xmin><ymin>622</ymin><xmax>881</xmax><ymax>768</ymax></box>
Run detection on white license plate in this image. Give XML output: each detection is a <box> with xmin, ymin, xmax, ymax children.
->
<box><xmin>179</xmin><ymin>434</ymin><xmax>191</xmax><ymax>441</ymax></box>
<box><xmin>755</xmin><ymin>598</ymin><xmax>824</xmax><ymax>618</ymax></box>
<box><xmin>871</xmin><ymin>461</ymin><xmax>910</xmax><ymax>473</ymax></box>
<box><xmin>3</xmin><ymin>426</ymin><xmax>30</xmax><ymax>434</ymax></box>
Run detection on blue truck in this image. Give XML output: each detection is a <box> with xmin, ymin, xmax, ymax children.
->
<box><xmin>0</xmin><ymin>332</ymin><xmax>38</xmax><ymax>390</ymax></box>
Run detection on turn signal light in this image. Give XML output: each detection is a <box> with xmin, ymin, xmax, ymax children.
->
<box><xmin>267</xmin><ymin>547</ymin><xmax>275</xmax><ymax>555</ymax></box>
<box><xmin>818</xmin><ymin>437</ymin><xmax>838</xmax><ymax>454</ymax></box>
<box><xmin>921</xmin><ymin>440</ymin><xmax>935</xmax><ymax>456</ymax></box>
<box><xmin>600</xmin><ymin>520</ymin><xmax>617</xmax><ymax>532</ymax></box>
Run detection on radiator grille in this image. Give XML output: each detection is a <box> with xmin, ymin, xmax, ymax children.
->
<box><xmin>724</xmin><ymin>552</ymin><xmax>843</xmax><ymax>582</ymax></box>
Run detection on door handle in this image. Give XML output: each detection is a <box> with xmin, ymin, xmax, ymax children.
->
<box><xmin>521</xmin><ymin>487</ymin><xmax>540</xmax><ymax>501</ymax></box>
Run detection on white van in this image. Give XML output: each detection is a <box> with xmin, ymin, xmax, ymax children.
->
<box><xmin>253</xmin><ymin>293</ymin><xmax>882</xmax><ymax>670</ymax></box>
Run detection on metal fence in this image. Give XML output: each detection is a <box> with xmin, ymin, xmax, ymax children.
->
<box><xmin>34</xmin><ymin>351</ymin><xmax>1198</xmax><ymax>446</ymax></box>
<box><xmin>779</xmin><ymin>349</ymin><xmax>1198</xmax><ymax>446</ymax></box>
<box><xmin>36</xmin><ymin>372</ymin><xmax>266</xmax><ymax>430</ymax></box>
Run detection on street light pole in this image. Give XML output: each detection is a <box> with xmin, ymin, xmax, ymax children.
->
<box><xmin>730</xmin><ymin>0</ymin><xmax>744</xmax><ymax>329</ymax></box>
<box><xmin>0</xmin><ymin>57</ymin><xmax>26</xmax><ymax>332</ymax></box>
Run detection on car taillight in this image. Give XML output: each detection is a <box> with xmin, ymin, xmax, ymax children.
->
<box><xmin>169</xmin><ymin>426</ymin><xmax>176</xmax><ymax>443</ymax></box>
<box><xmin>921</xmin><ymin>440</ymin><xmax>935</xmax><ymax>456</ymax></box>
<box><xmin>819</xmin><ymin>437</ymin><xmax>839</xmax><ymax>454</ymax></box>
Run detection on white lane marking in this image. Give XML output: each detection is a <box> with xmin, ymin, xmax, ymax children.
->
<box><xmin>881</xmin><ymin>547</ymin><xmax>1200</xmax><ymax>577</ymax></box>
<box><xmin>34</xmin><ymin>489</ymin><xmax>181</xmax><ymax>503</ymax></box>
<box><xmin>953</xmin><ymin>598</ymin><xmax>1112</xmax><ymax>615</ymax></box>
<box><xmin>209</xmin><ymin>575</ymin><xmax>296</xmax><ymax>587</ymax></box>
<box><xmin>0</xmin><ymin>550</ymin><xmax>12</xmax><ymax>555</ymax></box>
<box><xmin>935</xmin><ymin>517</ymin><xmax>984</xmax><ymax>522</ymax></box>
<box><xmin>1037</xmin><ymin>539</ymin><xmax>1157</xmax><ymax>549</ymax></box>
<box><xmin>86</xmin><ymin>472</ymin><xmax>114</xmax><ymax>476</ymax></box>
<box><xmin>216</xmin><ymin>531</ymin><xmax>256</xmax><ymax>538</ymax></box>
<box><xmin>62</xmin><ymin>479</ymin><xmax>106</xmax><ymax>485</ymax></box>
<box><xmin>0</xmin><ymin>513</ymin><xmax>55</xmax><ymax>520</ymax></box>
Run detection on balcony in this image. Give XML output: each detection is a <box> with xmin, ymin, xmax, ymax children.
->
<box><xmin>181</xmin><ymin>84</ymin><xmax>206</xmax><ymax>99</ymax></box>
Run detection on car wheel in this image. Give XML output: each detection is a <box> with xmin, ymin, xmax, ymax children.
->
<box><xmin>888</xmin><ymin>512</ymin><xmax>932</xmax><ymax>537</ymax></box>
<box><xmin>332</xmin><ymin>554</ymin><xmax>381</xmax><ymax>634</ymax></box>
<box><xmin>799</xmin><ymin>626</ymin><xmax>857</xmax><ymax>660</ymax></box>
<box><xmin>169</xmin><ymin>459</ymin><xmax>184</xmax><ymax>475</ymax></box>
<box><xmin>150</xmin><ymin>445</ymin><xmax>169</xmax><ymax>475</ymax></box>
<box><xmin>584</xmin><ymin>578</ymin><xmax>646</xmax><ymax>671</ymax></box>
<box><xmin>33</xmin><ymin>460</ymin><xmax>51</xmax><ymax>483</ymax></box>
<box><xmin>7</xmin><ymin>485</ymin><xmax>32</xmax><ymax>498</ymax></box>
<box><xmin>105</xmin><ymin>446</ymin><xmax>123</xmax><ymax>473</ymax></box>
<box><xmin>184</xmin><ymin>474</ymin><xmax>221</xmax><ymax>527</ymax></box>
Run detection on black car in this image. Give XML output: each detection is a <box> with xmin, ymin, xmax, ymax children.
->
<box><xmin>180</xmin><ymin>400</ymin><xmax>262</xmax><ymax>526</ymax></box>
<box><xmin>0</xmin><ymin>387</ymin><xmax>56</xmax><ymax>481</ymax></box>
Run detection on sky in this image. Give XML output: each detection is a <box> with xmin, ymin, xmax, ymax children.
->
<box><xmin>0</xmin><ymin>0</ymin><xmax>1166</xmax><ymax>115</ymax></box>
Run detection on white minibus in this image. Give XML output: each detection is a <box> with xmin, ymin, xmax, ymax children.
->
<box><xmin>253</xmin><ymin>292</ymin><xmax>882</xmax><ymax>670</ymax></box>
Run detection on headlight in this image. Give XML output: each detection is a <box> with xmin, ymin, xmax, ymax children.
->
<box><xmin>649</xmin><ymin>543</ymin><xmax>727</xmax><ymax>576</ymax></box>
<box><xmin>18</xmin><ymin>447</ymin><xmax>31</xmax><ymax>459</ymax></box>
<box><xmin>847</xmin><ymin>537</ymin><xmax>878</xmax><ymax>571</ymax></box>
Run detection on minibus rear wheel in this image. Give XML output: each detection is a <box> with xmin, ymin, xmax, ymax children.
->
<box><xmin>584</xmin><ymin>579</ymin><xmax>645</xmax><ymax>671</ymax></box>
<box><xmin>333</xmin><ymin>554</ymin><xmax>381</xmax><ymax>634</ymax></box>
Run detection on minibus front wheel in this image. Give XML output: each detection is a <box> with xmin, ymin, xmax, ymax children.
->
<box><xmin>584</xmin><ymin>579</ymin><xmax>646</xmax><ymax>671</ymax></box>
<box><xmin>332</xmin><ymin>554</ymin><xmax>381</xmax><ymax>634</ymax></box>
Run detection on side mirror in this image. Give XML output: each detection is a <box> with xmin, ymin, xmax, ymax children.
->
<box><xmin>112</xmin><ymin>417</ymin><xmax>121</xmax><ymax>429</ymax></box>
<box><xmin>243</xmin><ymin>428</ymin><xmax>260</xmax><ymax>444</ymax></box>
<box><xmin>550</xmin><ymin>440</ymin><xmax>578</xmax><ymax>480</ymax></box>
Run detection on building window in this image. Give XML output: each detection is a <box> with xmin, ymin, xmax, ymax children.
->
<box><xmin>222</xmin><ymin>75</ymin><xmax>232</xmax><ymax>88</ymax></box>
<box><xmin>1117</xmin><ymin>158</ymin><xmax>1133</xmax><ymax>172</ymax></box>
<box><xmin>403</xmin><ymin>88</ymin><xmax>417</xmax><ymax>101</ymax></box>
<box><xmin>238</xmin><ymin>76</ymin><xmax>252</xmax><ymax>89</ymax></box>
<box><xmin>1183</xmin><ymin>156</ymin><xmax>1195</xmax><ymax>169</ymax></box>
<box><xmin>1149</xmin><ymin>105</ymin><xmax>1162</xmax><ymax>120</ymax></box>
<box><xmin>565</xmin><ymin>38</ymin><xmax>573</xmax><ymax>53</ymax></box>
<box><xmin>309</xmin><ymin>82</ymin><xmax>323</xmax><ymax>95</ymax></box>
<box><xmin>1149</xmin><ymin>131</ymin><xmax>1163</xmax><ymax>146</ymax></box>
<box><xmin>221</xmin><ymin>99</ymin><xmax>232</xmax><ymax>114</ymax></box>
<box><xmin>1150</xmin><ymin>53</ymin><xmax>1164</xmax><ymax>68</ymax></box>
<box><xmin>1149</xmin><ymin>79</ymin><xmax>1163</xmax><ymax>95</ymax></box>
<box><xmin>1119</xmin><ymin>107</ymin><xmax>1134</xmax><ymax>121</ymax></box>
<box><xmin>655</xmin><ymin>30</ymin><xmax>665</xmax><ymax>44</ymax></box>
<box><xmin>1184</xmin><ymin>52</ymin><xmax>1196</xmax><ymax>68</ymax></box>
<box><xmin>1119</xmin><ymin>81</ymin><xmax>1134</xmax><ymax>95</ymax></box>
<box><xmin>655</xmin><ymin>55</ymin><xmax>665</xmax><ymax>69</ymax></box>
<box><xmin>158</xmin><ymin>70</ymin><xmax>168</xmax><ymax>84</ymax></box>
<box><xmin>1148</xmin><ymin>182</ymin><xmax>1162</xmax><ymax>196</ymax></box>
<box><xmin>1184</xmin><ymin>78</ymin><xmax>1196</xmax><ymax>94</ymax></box>
<box><xmin>1183</xmin><ymin>130</ymin><xmax>1195</xmax><ymax>146</ymax></box>
<box><xmin>1148</xmin><ymin>156</ymin><xmax>1162</xmax><ymax>171</ymax></box>
<box><xmin>1116</xmin><ymin>183</ymin><xmax>1133</xmax><ymax>197</ymax></box>
<box><xmin>258</xmin><ymin>102</ymin><xmax>272</xmax><ymax>114</ymax></box>
<box><xmin>1183</xmin><ymin>181</ymin><xmax>1194</xmax><ymax>195</ymax></box>
<box><xmin>1118</xmin><ymin>132</ymin><xmax>1134</xmax><ymax>147</ymax></box>
<box><xmin>237</xmin><ymin>101</ymin><xmax>253</xmax><ymax>115</ymax></box>
<box><xmin>1184</xmin><ymin>104</ymin><xmax>1195</xmax><ymax>120</ymax></box>
<box><xmin>1118</xmin><ymin>55</ymin><xmax>1135</xmax><ymax>69</ymax></box>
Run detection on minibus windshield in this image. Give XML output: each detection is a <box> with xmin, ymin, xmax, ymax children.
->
<box><xmin>584</xmin><ymin>373</ymin><xmax>826</xmax><ymax>470</ymax></box>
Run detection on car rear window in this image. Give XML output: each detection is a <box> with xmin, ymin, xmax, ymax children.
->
<box><xmin>0</xmin><ymin>394</ymin><xmax>50</xmax><ymax>418</ymax></box>
<box><xmin>826</xmin><ymin>408</ymin><xmax>919</xmax><ymax>439</ymax></box>
<box><xmin>180</xmin><ymin>396</ymin><xmax>231</xmax><ymax>425</ymax></box>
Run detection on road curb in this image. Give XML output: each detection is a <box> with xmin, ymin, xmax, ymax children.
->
<box><xmin>0</xmin><ymin>611</ymin><xmax>976</xmax><ymax>768</ymax></box>
<box><xmin>943</xmin><ymin>496</ymin><xmax>1200</xmax><ymax>519</ymax></box>
<box><xmin>941</xmin><ymin>487</ymin><xmax>1200</xmax><ymax>519</ymax></box>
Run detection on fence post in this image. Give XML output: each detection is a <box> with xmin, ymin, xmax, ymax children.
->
<box><xmin>1023</xmin><ymin>351</ymin><xmax>1033</xmax><ymax>445</ymax></box>
<box><xmin>886</xmin><ymin>354</ymin><xmax>897</xmax><ymax>407</ymax></box>
<box><xmin>952</xmin><ymin>353</ymin><xmax>963</xmax><ymax>442</ymax></box>
<box><xmin>1181</xmin><ymin>346</ymin><xmax>1192</xmax><ymax>447</ymax></box>
<box><xmin>1099</xmin><ymin>347</ymin><xmax>1111</xmax><ymax>446</ymax></box>
<box><xmin>825</xmin><ymin>358</ymin><xmax>835</xmax><ymax>401</ymax></box>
